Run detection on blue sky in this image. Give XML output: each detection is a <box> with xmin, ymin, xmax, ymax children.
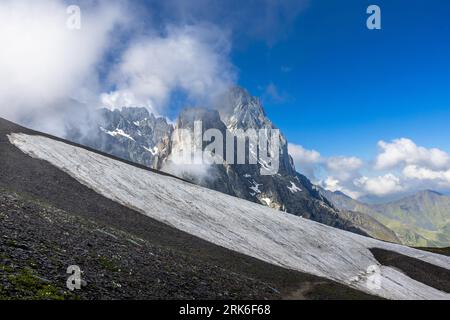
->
<box><xmin>1</xmin><ymin>0</ymin><xmax>449</xmax><ymax>199</ymax></box>
<box><xmin>231</xmin><ymin>0</ymin><xmax>450</xmax><ymax>159</ymax></box>
<box><xmin>120</xmin><ymin>0</ymin><xmax>450</xmax><ymax>159</ymax></box>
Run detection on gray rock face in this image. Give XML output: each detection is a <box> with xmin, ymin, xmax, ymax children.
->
<box><xmin>67</xmin><ymin>87</ymin><xmax>392</xmax><ymax>239</ymax></box>
<box><xmin>71</xmin><ymin>107</ymin><xmax>173</xmax><ymax>168</ymax></box>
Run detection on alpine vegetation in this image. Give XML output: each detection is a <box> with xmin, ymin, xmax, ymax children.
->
<box><xmin>8</xmin><ymin>132</ymin><xmax>450</xmax><ymax>300</ymax></box>
<box><xmin>1</xmin><ymin>0</ymin><xmax>449</xmax><ymax>304</ymax></box>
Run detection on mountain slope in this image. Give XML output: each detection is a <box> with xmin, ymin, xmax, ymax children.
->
<box><xmin>71</xmin><ymin>107</ymin><xmax>173</xmax><ymax>168</ymax></box>
<box><xmin>5</xmin><ymin>123</ymin><xmax>450</xmax><ymax>299</ymax></box>
<box><xmin>0</xmin><ymin>117</ymin><xmax>379</xmax><ymax>300</ymax></box>
<box><xmin>320</xmin><ymin>189</ymin><xmax>450</xmax><ymax>247</ymax></box>
<box><xmin>68</xmin><ymin>87</ymin><xmax>397</xmax><ymax>243</ymax></box>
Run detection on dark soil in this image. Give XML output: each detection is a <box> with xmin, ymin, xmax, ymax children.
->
<box><xmin>0</xmin><ymin>117</ymin><xmax>376</xmax><ymax>300</ymax></box>
<box><xmin>414</xmin><ymin>247</ymin><xmax>450</xmax><ymax>257</ymax></box>
<box><xmin>370</xmin><ymin>248</ymin><xmax>450</xmax><ymax>293</ymax></box>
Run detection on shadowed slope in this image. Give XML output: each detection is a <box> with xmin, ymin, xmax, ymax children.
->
<box><xmin>0</xmin><ymin>117</ymin><xmax>376</xmax><ymax>300</ymax></box>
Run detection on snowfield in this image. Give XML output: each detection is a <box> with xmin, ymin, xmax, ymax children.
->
<box><xmin>9</xmin><ymin>133</ymin><xmax>450</xmax><ymax>300</ymax></box>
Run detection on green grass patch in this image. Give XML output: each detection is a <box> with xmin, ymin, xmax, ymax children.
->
<box><xmin>0</xmin><ymin>264</ymin><xmax>13</xmax><ymax>273</ymax></box>
<box><xmin>98</xmin><ymin>256</ymin><xmax>121</xmax><ymax>272</ymax></box>
<box><xmin>7</xmin><ymin>268</ymin><xmax>66</xmax><ymax>300</ymax></box>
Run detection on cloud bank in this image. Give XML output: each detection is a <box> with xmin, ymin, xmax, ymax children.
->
<box><xmin>289</xmin><ymin>138</ymin><xmax>450</xmax><ymax>200</ymax></box>
<box><xmin>0</xmin><ymin>0</ymin><xmax>240</xmax><ymax>136</ymax></box>
<box><xmin>3</xmin><ymin>0</ymin><xmax>445</xmax><ymax>201</ymax></box>
<box><xmin>0</xmin><ymin>0</ymin><xmax>308</xmax><ymax>137</ymax></box>
<box><xmin>375</xmin><ymin>138</ymin><xmax>450</xmax><ymax>170</ymax></box>
<box><xmin>101</xmin><ymin>24</ymin><xmax>236</xmax><ymax>115</ymax></box>
<box><xmin>0</xmin><ymin>0</ymin><xmax>127</xmax><ymax>136</ymax></box>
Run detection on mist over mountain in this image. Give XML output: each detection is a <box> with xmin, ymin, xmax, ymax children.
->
<box><xmin>2</xmin><ymin>117</ymin><xmax>449</xmax><ymax>300</ymax></box>
<box><xmin>67</xmin><ymin>87</ymin><xmax>398</xmax><ymax>243</ymax></box>
<box><xmin>1</xmin><ymin>0</ymin><xmax>450</xmax><ymax>303</ymax></box>
<box><xmin>357</xmin><ymin>193</ymin><xmax>416</xmax><ymax>205</ymax></box>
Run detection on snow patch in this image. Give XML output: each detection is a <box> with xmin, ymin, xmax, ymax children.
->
<box><xmin>249</xmin><ymin>181</ymin><xmax>262</xmax><ymax>194</ymax></box>
<box><xmin>143</xmin><ymin>146</ymin><xmax>159</xmax><ymax>156</ymax></box>
<box><xmin>8</xmin><ymin>133</ymin><xmax>450</xmax><ymax>300</ymax></box>
<box><xmin>100</xmin><ymin>127</ymin><xmax>135</xmax><ymax>141</ymax></box>
<box><xmin>260</xmin><ymin>198</ymin><xmax>272</xmax><ymax>206</ymax></box>
<box><xmin>288</xmin><ymin>181</ymin><xmax>302</xmax><ymax>193</ymax></box>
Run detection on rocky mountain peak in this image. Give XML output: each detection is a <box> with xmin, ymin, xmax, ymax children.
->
<box><xmin>177</xmin><ymin>107</ymin><xmax>224</xmax><ymax>130</ymax></box>
<box><xmin>65</xmin><ymin>88</ymin><xmax>393</xmax><ymax>242</ymax></box>
<box><xmin>120</xmin><ymin>107</ymin><xmax>151</xmax><ymax>122</ymax></box>
<box><xmin>217</xmin><ymin>86</ymin><xmax>271</xmax><ymax>131</ymax></box>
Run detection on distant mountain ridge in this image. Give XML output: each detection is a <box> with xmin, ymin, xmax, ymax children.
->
<box><xmin>320</xmin><ymin>188</ymin><xmax>450</xmax><ymax>247</ymax></box>
<box><xmin>67</xmin><ymin>87</ymin><xmax>398</xmax><ymax>243</ymax></box>
<box><xmin>4</xmin><ymin>121</ymin><xmax>450</xmax><ymax>299</ymax></box>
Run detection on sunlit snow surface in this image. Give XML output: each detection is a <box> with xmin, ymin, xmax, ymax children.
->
<box><xmin>9</xmin><ymin>133</ymin><xmax>450</xmax><ymax>300</ymax></box>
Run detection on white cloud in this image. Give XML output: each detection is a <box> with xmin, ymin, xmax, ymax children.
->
<box><xmin>403</xmin><ymin>165</ymin><xmax>450</xmax><ymax>186</ymax></box>
<box><xmin>0</xmin><ymin>1</ymin><xmax>238</xmax><ymax>137</ymax></box>
<box><xmin>0</xmin><ymin>0</ymin><xmax>126</xmax><ymax>135</ymax></box>
<box><xmin>289</xmin><ymin>143</ymin><xmax>366</xmax><ymax>197</ymax></box>
<box><xmin>2</xmin><ymin>1</ymin><xmax>448</xmax><ymax>201</ymax></box>
<box><xmin>354</xmin><ymin>174</ymin><xmax>404</xmax><ymax>197</ymax></box>
<box><xmin>322</xmin><ymin>177</ymin><xmax>340</xmax><ymax>191</ymax></box>
<box><xmin>289</xmin><ymin>144</ymin><xmax>321</xmax><ymax>164</ymax></box>
<box><xmin>375</xmin><ymin>138</ymin><xmax>450</xmax><ymax>170</ymax></box>
<box><xmin>289</xmin><ymin>143</ymin><xmax>364</xmax><ymax>184</ymax></box>
<box><xmin>326</xmin><ymin>156</ymin><xmax>363</xmax><ymax>181</ymax></box>
<box><xmin>288</xmin><ymin>143</ymin><xmax>322</xmax><ymax>179</ymax></box>
<box><xmin>318</xmin><ymin>156</ymin><xmax>365</xmax><ymax>199</ymax></box>
<box><xmin>101</xmin><ymin>24</ymin><xmax>236</xmax><ymax>114</ymax></box>
<box><xmin>291</xmin><ymin>138</ymin><xmax>450</xmax><ymax>200</ymax></box>
<box><xmin>321</xmin><ymin>176</ymin><xmax>362</xmax><ymax>199</ymax></box>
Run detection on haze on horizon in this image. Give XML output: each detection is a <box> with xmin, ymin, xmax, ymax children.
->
<box><xmin>0</xmin><ymin>0</ymin><xmax>449</xmax><ymax>201</ymax></box>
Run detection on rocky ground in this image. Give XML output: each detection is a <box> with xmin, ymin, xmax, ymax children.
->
<box><xmin>370</xmin><ymin>248</ymin><xmax>450</xmax><ymax>293</ymax></box>
<box><xmin>415</xmin><ymin>247</ymin><xmax>450</xmax><ymax>256</ymax></box>
<box><xmin>0</xmin><ymin>189</ymin><xmax>378</xmax><ymax>300</ymax></box>
<box><xmin>0</xmin><ymin>117</ymin><xmax>383</xmax><ymax>300</ymax></box>
<box><xmin>0</xmin><ymin>190</ymin><xmax>284</xmax><ymax>300</ymax></box>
